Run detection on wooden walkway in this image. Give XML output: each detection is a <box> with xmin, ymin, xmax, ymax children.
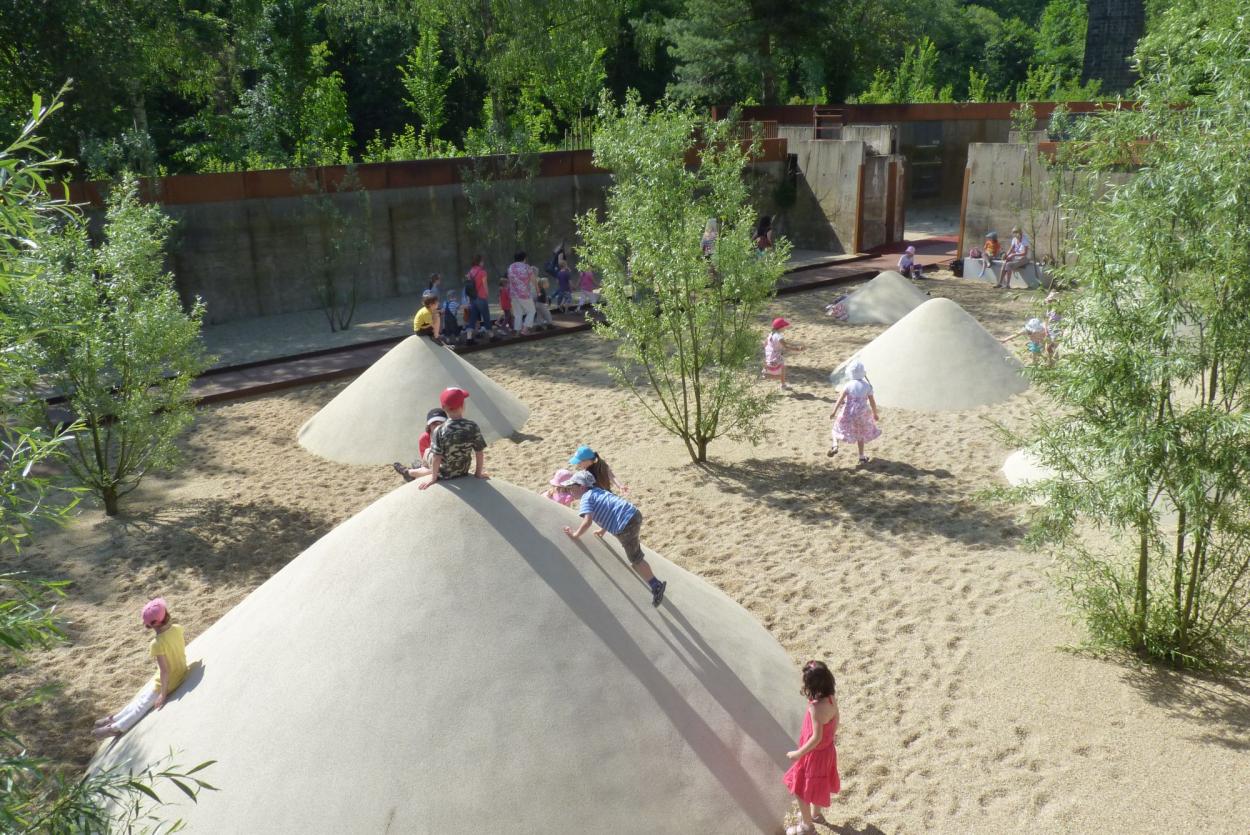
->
<box><xmin>191</xmin><ymin>237</ymin><xmax>956</xmax><ymax>405</ymax></box>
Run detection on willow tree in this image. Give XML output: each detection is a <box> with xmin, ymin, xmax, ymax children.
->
<box><xmin>1004</xmin><ymin>0</ymin><xmax>1250</xmax><ymax>668</ymax></box>
<box><xmin>578</xmin><ymin>94</ymin><xmax>789</xmax><ymax>463</ymax></box>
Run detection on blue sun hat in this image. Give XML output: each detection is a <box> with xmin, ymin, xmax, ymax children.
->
<box><xmin>568</xmin><ymin>445</ymin><xmax>596</xmax><ymax>466</ymax></box>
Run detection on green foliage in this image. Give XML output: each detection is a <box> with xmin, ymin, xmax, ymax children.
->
<box><xmin>399</xmin><ymin>7</ymin><xmax>454</xmax><ymax>154</ymax></box>
<box><xmin>577</xmin><ymin>93</ymin><xmax>788</xmax><ymax>463</ymax></box>
<box><xmin>460</xmin><ymin>98</ymin><xmax>545</xmax><ymax>274</ymax></box>
<box><xmin>11</xmin><ymin>175</ymin><xmax>210</xmax><ymax>516</ymax></box>
<box><xmin>1002</xmin><ymin>2</ymin><xmax>1250</xmax><ymax>668</ymax></box>
<box><xmin>857</xmin><ymin>38</ymin><xmax>954</xmax><ymax>104</ymax></box>
<box><xmin>1034</xmin><ymin>0</ymin><xmax>1088</xmax><ymax>83</ymax></box>
<box><xmin>1016</xmin><ymin>64</ymin><xmax>1103</xmax><ymax>103</ymax></box>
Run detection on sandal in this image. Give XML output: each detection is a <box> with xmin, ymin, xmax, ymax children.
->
<box><xmin>827</xmin><ymin>445</ymin><xmax>838</xmax><ymax>457</ymax></box>
<box><xmin>786</xmin><ymin>824</ymin><xmax>815</xmax><ymax>835</ymax></box>
<box><xmin>858</xmin><ymin>456</ymin><xmax>870</xmax><ymax>465</ymax></box>
<box><xmin>393</xmin><ymin>462</ymin><xmax>414</xmax><ymax>483</ymax></box>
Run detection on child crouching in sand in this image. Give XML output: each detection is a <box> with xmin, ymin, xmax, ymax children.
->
<box><xmin>830</xmin><ymin>359</ymin><xmax>880</xmax><ymax>464</ymax></box>
<box><xmin>782</xmin><ymin>660</ymin><xmax>841</xmax><ymax>835</ymax></box>
<box><xmin>562</xmin><ymin>471</ymin><xmax>666</xmax><ymax>606</ymax></box>
<box><xmin>999</xmin><ymin>317</ymin><xmax>1052</xmax><ymax>366</ymax></box>
<box><xmin>93</xmin><ymin>598</ymin><xmax>187</xmax><ymax>738</ymax></box>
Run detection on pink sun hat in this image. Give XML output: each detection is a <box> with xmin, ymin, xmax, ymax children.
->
<box><xmin>549</xmin><ymin>468</ymin><xmax>575</xmax><ymax>487</ymax></box>
<box><xmin>772</xmin><ymin>317</ymin><xmax>790</xmax><ymax>330</ymax></box>
<box><xmin>142</xmin><ymin>597</ymin><xmax>167</xmax><ymax>628</ymax></box>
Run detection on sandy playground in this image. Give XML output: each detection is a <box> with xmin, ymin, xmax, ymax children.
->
<box><xmin>3</xmin><ymin>273</ymin><xmax>1248</xmax><ymax>833</ymax></box>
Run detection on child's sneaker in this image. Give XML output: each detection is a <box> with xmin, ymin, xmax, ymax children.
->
<box><xmin>651</xmin><ymin>580</ymin><xmax>667</xmax><ymax>606</ymax></box>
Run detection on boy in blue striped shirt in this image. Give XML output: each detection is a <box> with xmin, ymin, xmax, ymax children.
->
<box><xmin>562</xmin><ymin>471</ymin><xmax>667</xmax><ymax>606</ymax></box>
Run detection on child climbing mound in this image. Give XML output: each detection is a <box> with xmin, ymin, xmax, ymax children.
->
<box><xmin>782</xmin><ymin>660</ymin><xmax>841</xmax><ymax>835</ymax></box>
<box><xmin>92</xmin><ymin>598</ymin><xmax>187</xmax><ymax>738</ymax></box>
<box><xmin>562</xmin><ymin>471</ymin><xmax>666</xmax><ymax>606</ymax></box>
<box><xmin>830</xmin><ymin>359</ymin><xmax>881</xmax><ymax>464</ymax></box>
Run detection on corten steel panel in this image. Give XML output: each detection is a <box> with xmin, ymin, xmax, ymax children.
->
<box><xmin>570</xmin><ymin>150</ymin><xmax>603</xmax><ymax>176</ymax></box>
<box><xmin>538</xmin><ymin>153</ymin><xmax>575</xmax><ymax>178</ymax></box>
<box><xmin>159</xmin><ymin>172</ymin><xmax>246</xmax><ymax>205</ymax></box>
<box><xmin>385</xmin><ymin>159</ymin><xmax>460</xmax><ymax>189</ymax></box>
<box><xmin>67</xmin><ymin>181</ymin><xmax>105</xmax><ymax>207</ymax></box>
<box><xmin>319</xmin><ymin>164</ymin><xmax>387</xmax><ymax>193</ymax></box>
<box><xmin>243</xmin><ymin>168</ymin><xmax>306</xmax><ymax>200</ymax></box>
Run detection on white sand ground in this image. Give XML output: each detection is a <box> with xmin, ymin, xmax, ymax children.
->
<box><xmin>835</xmin><ymin>271</ymin><xmax>929</xmax><ymax>325</ymax></box>
<box><xmin>831</xmin><ymin>297</ymin><xmax>1029</xmax><ymax>412</ymax></box>
<box><xmin>297</xmin><ymin>335</ymin><xmax>529</xmax><ymax>464</ymax></box>
<box><xmin>4</xmin><ymin>274</ymin><xmax>1248</xmax><ymax>834</ymax></box>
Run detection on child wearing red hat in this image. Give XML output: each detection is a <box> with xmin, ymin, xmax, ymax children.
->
<box><xmin>417</xmin><ymin>387</ymin><xmax>489</xmax><ymax>490</ymax></box>
<box><xmin>92</xmin><ymin>597</ymin><xmax>187</xmax><ymax>738</ymax></box>
<box><xmin>763</xmin><ymin>317</ymin><xmax>802</xmax><ymax>391</ymax></box>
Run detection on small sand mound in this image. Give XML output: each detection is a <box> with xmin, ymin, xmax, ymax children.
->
<box><xmin>1003</xmin><ymin>448</ymin><xmax>1056</xmax><ymax>487</ymax></box>
<box><xmin>836</xmin><ymin>270</ymin><xmax>930</xmax><ymax>324</ymax></box>
<box><xmin>831</xmin><ymin>297</ymin><xmax>1028</xmax><ymax>411</ymax></box>
<box><xmin>91</xmin><ymin>479</ymin><xmax>800</xmax><ymax>833</ymax></box>
<box><xmin>297</xmin><ymin>336</ymin><xmax>528</xmax><ymax>465</ymax></box>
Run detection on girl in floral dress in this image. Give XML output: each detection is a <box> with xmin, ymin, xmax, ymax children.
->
<box><xmin>782</xmin><ymin>660</ymin><xmax>841</xmax><ymax>835</ymax></box>
<box><xmin>830</xmin><ymin>359</ymin><xmax>881</xmax><ymax>464</ymax></box>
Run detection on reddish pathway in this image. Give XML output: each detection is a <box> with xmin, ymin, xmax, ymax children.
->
<box><xmin>193</xmin><ymin>236</ymin><xmax>957</xmax><ymax>404</ymax></box>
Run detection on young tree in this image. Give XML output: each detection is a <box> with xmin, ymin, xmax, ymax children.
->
<box><xmin>13</xmin><ymin>175</ymin><xmax>209</xmax><ymax>516</ymax></box>
<box><xmin>577</xmin><ymin>94</ymin><xmax>789</xmax><ymax>463</ymax></box>
<box><xmin>1002</xmin><ymin>0</ymin><xmax>1250</xmax><ymax>668</ymax></box>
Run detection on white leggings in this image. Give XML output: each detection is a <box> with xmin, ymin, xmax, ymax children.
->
<box><xmin>512</xmin><ymin>296</ymin><xmax>536</xmax><ymax>331</ymax></box>
<box><xmin>110</xmin><ymin>686</ymin><xmax>159</xmax><ymax>733</ymax></box>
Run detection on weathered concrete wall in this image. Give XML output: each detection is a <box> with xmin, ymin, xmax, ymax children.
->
<box><xmin>789</xmin><ymin>140</ymin><xmax>865</xmax><ymax>252</ymax></box>
<box><xmin>859</xmin><ymin>154</ymin><xmax>906</xmax><ymax>251</ymax></box>
<box><xmin>960</xmin><ymin>143</ymin><xmax>1132</xmax><ymax>263</ymax></box>
<box><xmin>164</xmin><ymin>174</ymin><xmax>611</xmax><ymax>324</ymax></box>
<box><xmin>842</xmin><ymin>125</ymin><xmax>897</xmax><ymax>156</ymax></box>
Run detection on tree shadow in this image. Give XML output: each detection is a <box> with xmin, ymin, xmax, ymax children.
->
<box><xmin>824</xmin><ymin>822</ymin><xmax>888</xmax><ymax>835</ymax></box>
<box><xmin>1120</xmin><ymin>664</ymin><xmax>1250</xmax><ymax>752</ymax></box>
<box><xmin>698</xmin><ymin>457</ymin><xmax>1021</xmax><ymax>547</ymax></box>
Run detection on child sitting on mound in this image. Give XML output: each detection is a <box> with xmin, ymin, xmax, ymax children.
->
<box><xmin>412</xmin><ymin>290</ymin><xmax>442</xmax><ymax>341</ymax></box>
<box><xmin>393</xmin><ymin>408</ymin><xmax>448</xmax><ymax>482</ymax></box>
<box><xmin>417</xmin><ymin>388</ymin><xmax>489</xmax><ymax>489</ymax></box>
<box><xmin>93</xmin><ymin>598</ymin><xmax>187</xmax><ymax>738</ymax></box>
<box><xmin>562</xmin><ymin>471</ymin><xmax>667</xmax><ymax>606</ymax></box>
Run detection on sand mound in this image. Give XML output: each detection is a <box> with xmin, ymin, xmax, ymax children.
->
<box><xmin>831</xmin><ymin>297</ymin><xmax>1028</xmax><ymax>411</ymax></box>
<box><xmin>91</xmin><ymin>479</ymin><xmax>801</xmax><ymax>833</ymax></box>
<box><xmin>838</xmin><ymin>270</ymin><xmax>929</xmax><ymax>324</ymax></box>
<box><xmin>1002</xmin><ymin>448</ymin><xmax>1056</xmax><ymax>487</ymax></box>
<box><xmin>297</xmin><ymin>336</ymin><xmax>528</xmax><ymax>465</ymax></box>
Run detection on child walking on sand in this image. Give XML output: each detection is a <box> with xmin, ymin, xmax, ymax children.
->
<box><xmin>92</xmin><ymin>598</ymin><xmax>187</xmax><ymax>738</ymax></box>
<box><xmin>562</xmin><ymin>471</ymin><xmax>666</xmax><ymax>606</ymax></box>
<box><xmin>764</xmin><ymin>318</ymin><xmax>801</xmax><ymax>391</ymax></box>
<box><xmin>830</xmin><ymin>359</ymin><xmax>880</xmax><ymax>464</ymax></box>
<box><xmin>999</xmin><ymin>317</ymin><xmax>1052</xmax><ymax>365</ymax></box>
<box><xmin>782</xmin><ymin>660</ymin><xmax>841</xmax><ymax>835</ymax></box>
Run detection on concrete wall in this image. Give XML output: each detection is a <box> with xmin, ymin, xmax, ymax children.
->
<box><xmin>960</xmin><ymin>142</ymin><xmax>1135</xmax><ymax>263</ymax></box>
<box><xmin>163</xmin><ymin>173</ymin><xmax>611</xmax><ymax>324</ymax></box>
<box><xmin>842</xmin><ymin>125</ymin><xmax>897</xmax><ymax>156</ymax></box>
<box><xmin>789</xmin><ymin>140</ymin><xmax>865</xmax><ymax>252</ymax></box>
<box><xmin>859</xmin><ymin>155</ymin><xmax>906</xmax><ymax>251</ymax></box>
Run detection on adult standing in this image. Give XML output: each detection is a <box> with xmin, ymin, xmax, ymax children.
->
<box><xmin>507</xmin><ymin>251</ymin><xmax>537</xmax><ymax>334</ymax></box>
<box><xmin>998</xmin><ymin>226</ymin><xmax>1031</xmax><ymax>289</ymax></box>
<box><xmin>465</xmin><ymin>255</ymin><xmax>491</xmax><ymax>342</ymax></box>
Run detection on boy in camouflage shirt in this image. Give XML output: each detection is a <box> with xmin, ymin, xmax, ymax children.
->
<box><xmin>417</xmin><ymin>387</ymin><xmax>488</xmax><ymax>489</ymax></box>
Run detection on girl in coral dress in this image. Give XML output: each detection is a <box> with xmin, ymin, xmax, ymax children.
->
<box><xmin>783</xmin><ymin>660</ymin><xmax>841</xmax><ymax>835</ymax></box>
<box><xmin>830</xmin><ymin>359</ymin><xmax>881</xmax><ymax>464</ymax></box>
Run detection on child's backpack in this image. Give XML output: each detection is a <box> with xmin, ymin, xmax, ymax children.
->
<box><xmin>544</xmin><ymin>248</ymin><xmax>562</xmax><ymax>278</ymax></box>
<box><xmin>968</xmin><ymin>246</ymin><xmax>982</xmax><ymax>259</ymax></box>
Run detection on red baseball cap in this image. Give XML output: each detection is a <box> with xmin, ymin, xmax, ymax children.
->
<box><xmin>440</xmin><ymin>387</ymin><xmax>469</xmax><ymax>410</ymax></box>
<box><xmin>772</xmin><ymin>317</ymin><xmax>790</xmax><ymax>330</ymax></box>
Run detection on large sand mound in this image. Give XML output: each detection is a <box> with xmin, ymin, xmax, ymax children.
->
<box><xmin>91</xmin><ymin>479</ymin><xmax>801</xmax><ymax>833</ymax></box>
<box><xmin>1002</xmin><ymin>448</ymin><xmax>1056</xmax><ymax>487</ymax></box>
<box><xmin>831</xmin><ymin>297</ymin><xmax>1028</xmax><ymax>411</ymax></box>
<box><xmin>297</xmin><ymin>336</ymin><xmax>528</xmax><ymax>465</ymax></box>
<box><xmin>838</xmin><ymin>270</ymin><xmax>930</xmax><ymax>324</ymax></box>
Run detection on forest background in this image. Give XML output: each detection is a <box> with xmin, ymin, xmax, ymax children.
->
<box><xmin>1</xmin><ymin>0</ymin><xmax>1167</xmax><ymax>180</ymax></box>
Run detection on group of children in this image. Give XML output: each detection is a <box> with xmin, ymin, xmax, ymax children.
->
<box><xmin>412</xmin><ymin>249</ymin><xmax>601</xmax><ymax>346</ymax></box>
